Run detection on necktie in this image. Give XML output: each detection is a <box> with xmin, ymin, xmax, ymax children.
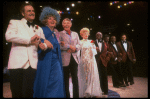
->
<box><xmin>27</xmin><ymin>21</ymin><xmax>35</xmax><ymax>27</ymax></box>
<box><xmin>66</xmin><ymin>30</ymin><xmax>71</xmax><ymax>35</ymax></box>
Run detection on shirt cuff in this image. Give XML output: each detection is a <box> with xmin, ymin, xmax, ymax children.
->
<box><xmin>43</xmin><ymin>43</ymin><xmax>48</xmax><ymax>51</ymax></box>
<box><xmin>115</xmin><ymin>57</ymin><xmax>118</xmax><ymax>61</ymax></box>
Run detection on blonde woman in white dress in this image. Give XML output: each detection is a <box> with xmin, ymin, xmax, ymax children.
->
<box><xmin>76</xmin><ymin>28</ymin><xmax>103</xmax><ymax>98</ymax></box>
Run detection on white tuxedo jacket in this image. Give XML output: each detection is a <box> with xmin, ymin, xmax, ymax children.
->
<box><xmin>59</xmin><ymin>30</ymin><xmax>80</xmax><ymax>66</ymax></box>
<box><xmin>5</xmin><ymin>18</ymin><xmax>45</xmax><ymax>69</ymax></box>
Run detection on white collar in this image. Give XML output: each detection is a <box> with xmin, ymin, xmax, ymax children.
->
<box><xmin>21</xmin><ymin>18</ymin><xmax>27</xmax><ymax>24</ymax></box>
<box><xmin>83</xmin><ymin>39</ymin><xmax>88</xmax><ymax>41</ymax></box>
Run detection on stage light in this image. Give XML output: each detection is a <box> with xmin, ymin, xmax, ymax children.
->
<box><xmin>71</xmin><ymin>18</ymin><xmax>73</xmax><ymax>21</ymax></box>
<box><xmin>68</xmin><ymin>12</ymin><xmax>70</xmax><ymax>14</ymax></box>
<box><xmin>132</xmin><ymin>29</ymin><xmax>134</xmax><ymax>31</ymax></box>
<box><xmin>78</xmin><ymin>1</ymin><xmax>81</xmax><ymax>3</ymax></box>
<box><xmin>110</xmin><ymin>2</ymin><xmax>113</xmax><ymax>6</ymax></box>
<box><xmin>40</xmin><ymin>6</ymin><xmax>42</xmax><ymax>8</ymax></box>
<box><xmin>76</xmin><ymin>11</ymin><xmax>79</xmax><ymax>15</ymax></box>
<box><xmin>124</xmin><ymin>3</ymin><xmax>127</xmax><ymax>6</ymax></box>
<box><xmin>98</xmin><ymin>16</ymin><xmax>101</xmax><ymax>18</ymax></box>
<box><xmin>57</xmin><ymin>11</ymin><xmax>60</xmax><ymax>14</ymax></box>
<box><xmin>114</xmin><ymin>1</ymin><xmax>117</xmax><ymax>3</ymax></box>
<box><xmin>127</xmin><ymin>24</ymin><xmax>130</xmax><ymax>26</ymax></box>
<box><xmin>66</xmin><ymin>7</ymin><xmax>70</xmax><ymax>11</ymax></box>
<box><xmin>129</xmin><ymin>1</ymin><xmax>132</xmax><ymax>4</ymax></box>
<box><xmin>117</xmin><ymin>6</ymin><xmax>120</xmax><ymax>8</ymax></box>
<box><xmin>120</xmin><ymin>5</ymin><xmax>122</xmax><ymax>7</ymax></box>
<box><xmin>131</xmin><ymin>1</ymin><xmax>134</xmax><ymax>3</ymax></box>
<box><xmin>25</xmin><ymin>1</ymin><xmax>29</xmax><ymax>4</ymax></box>
<box><xmin>88</xmin><ymin>18</ymin><xmax>90</xmax><ymax>20</ymax></box>
<box><xmin>71</xmin><ymin>3</ymin><xmax>75</xmax><ymax>7</ymax></box>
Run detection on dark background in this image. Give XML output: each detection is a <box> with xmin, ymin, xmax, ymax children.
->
<box><xmin>3</xmin><ymin>1</ymin><xmax>148</xmax><ymax>77</ymax></box>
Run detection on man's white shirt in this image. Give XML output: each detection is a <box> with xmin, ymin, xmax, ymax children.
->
<box><xmin>96</xmin><ymin>39</ymin><xmax>102</xmax><ymax>52</ymax></box>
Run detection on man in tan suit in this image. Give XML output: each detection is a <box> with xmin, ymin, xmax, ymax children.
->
<box><xmin>59</xmin><ymin>18</ymin><xmax>80</xmax><ymax>98</ymax></box>
<box><xmin>5</xmin><ymin>2</ymin><xmax>52</xmax><ymax>98</ymax></box>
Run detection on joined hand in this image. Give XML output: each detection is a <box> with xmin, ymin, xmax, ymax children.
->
<box><xmin>31</xmin><ymin>34</ymin><xmax>40</xmax><ymax>45</ymax></box>
<box><xmin>44</xmin><ymin>40</ymin><xmax>53</xmax><ymax>49</ymax></box>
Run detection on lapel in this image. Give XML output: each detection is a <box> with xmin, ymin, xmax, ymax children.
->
<box><xmin>121</xmin><ymin>41</ymin><xmax>126</xmax><ymax>52</ymax></box>
<box><xmin>62</xmin><ymin>30</ymin><xmax>70</xmax><ymax>43</ymax></box>
<box><xmin>95</xmin><ymin>39</ymin><xmax>104</xmax><ymax>52</ymax></box>
<box><xmin>111</xmin><ymin>43</ymin><xmax>118</xmax><ymax>54</ymax></box>
<box><xmin>95</xmin><ymin>39</ymin><xmax>99</xmax><ymax>47</ymax></box>
<box><xmin>101</xmin><ymin>42</ymin><xmax>104</xmax><ymax>52</ymax></box>
<box><xmin>21</xmin><ymin>18</ymin><xmax>35</xmax><ymax>37</ymax></box>
<box><xmin>127</xmin><ymin>41</ymin><xmax>129</xmax><ymax>52</ymax></box>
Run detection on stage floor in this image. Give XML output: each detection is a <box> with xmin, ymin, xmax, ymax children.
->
<box><xmin>3</xmin><ymin>76</ymin><xmax>148</xmax><ymax>98</ymax></box>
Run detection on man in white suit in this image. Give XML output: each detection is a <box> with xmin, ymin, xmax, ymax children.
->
<box><xmin>59</xmin><ymin>18</ymin><xmax>80</xmax><ymax>98</ymax></box>
<box><xmin>5</xmin><ymin>2</ymin><xmax>52</xmax><ymax>98</ymax></box>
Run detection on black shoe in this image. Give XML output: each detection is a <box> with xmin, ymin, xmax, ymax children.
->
<box><xmin>130</xmin><ymin>81</ymin><xmax>134</xmax><ymax>85</ymax></box>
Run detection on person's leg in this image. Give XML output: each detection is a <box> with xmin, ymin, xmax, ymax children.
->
<box><xmin>109</xmin><ymin>63</ymin><xmax>119</xmax><ymax>87</ymax></box>
<box><xmin>121</xmin><ymin>62</ymin><xmax>129</xmax><ymax>86</ymax></box>
<box><xmin>9</xmin><ymin>69</ymin><xmax>23</xmax><ymax>98</ymax></box>
<box><xmin>127</xmin><ymin>59</ymin><xmax>134</xmax><ymax>85</ymax></box>
<box><xmin>99</xmin><ymin>60</ymin><xmax>108</xmax><ymax>95</ymax></box>
<box><xmin>69</xmin><ymin>55</ymin><xmax>79</xmax><ymax>98</ymax></box>
<box><xmin>116</xmin><ymin>62</ymin><xmax>124</xmax><ymax>84</ymax></box>
<box><xmin>22</xmin><ymin>66</ymin><xmax>36</xmax><ymax>98</ymax></box>
<box><xmin>63</xmin><ymin>66</ymin><xmax>70</xmax><ymax>98</ymax></box>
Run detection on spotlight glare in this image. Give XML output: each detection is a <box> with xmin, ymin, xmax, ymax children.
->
<box><xmin>66</xmin><ymin>7</ymin><xmax>70</xmax><ymax>11</ymax></box>
<box><xmin>25</xmin><ymin>1</ymin><xmax>29</xmax><ymax>4</ymax></box>
<box><xmin>117</xmin><ymin>6</ymin><xmax>120</xmax><ymax>8</ymax></box>
<box><xmin>71</xmin><ymin>3</ymin><xmax>75</xmax><ymax>7</ymax></box>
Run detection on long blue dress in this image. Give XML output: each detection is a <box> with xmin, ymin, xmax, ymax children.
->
<box><xmin>33</xmin><ymin>26</ymin><xmax>66</xmax><ymax>98</ymax></box>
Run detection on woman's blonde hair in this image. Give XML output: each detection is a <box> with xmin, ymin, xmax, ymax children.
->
<box><xmin>80</xmin><ymin>27</ymin><xmax>90</xmax><ymax>37</ymax></box>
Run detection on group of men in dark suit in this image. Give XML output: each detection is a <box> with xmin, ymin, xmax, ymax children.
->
<box><xmin>94</xmin><ymin>32</ymin><xmax>136</xmax><ymax>96</ymax></box>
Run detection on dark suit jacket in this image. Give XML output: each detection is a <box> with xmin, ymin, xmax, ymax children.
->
<box><xmin>108</xmin><ymin>43</ymin><xmax>122</xmax><ymax>64</ymax></box>
<box><xmin>94</xmin><ymin>40</ymin><xmax>111</xmax><ymax>67</ymax></box>
<box><xmin>117</xmin><ymin>41</ymin><xmax>136</xmax><ymax>63</ymax></box>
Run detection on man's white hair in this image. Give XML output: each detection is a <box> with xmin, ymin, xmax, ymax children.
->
<box><xmin>96</xmin><ymin>32</ymin><xmax>102</xmax><ymax>35</ymax></box>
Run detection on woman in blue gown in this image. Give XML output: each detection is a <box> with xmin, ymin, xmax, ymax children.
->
<box><xmin>33</xmin><ymin>7</ymin><xmax>66</xmax><ymax>98</ymax></box>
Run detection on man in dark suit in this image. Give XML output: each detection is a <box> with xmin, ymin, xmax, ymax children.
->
<box><xmin>108</xmin><ymin>36</ymin><xmax>126</xmax><ymax>88</ymax></box>
<box><xmin>117</xmin><ymin>34</ymin><xmax>136</xmax><ymax>86</ymax></box>
<box><xmin>94</xmin><ymin>32</ymin><xmax>112</xmax><ymax>95</ymax></box>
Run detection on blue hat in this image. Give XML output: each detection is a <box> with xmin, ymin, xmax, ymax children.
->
<box><xmin>39</xmin><ymin>7</ymin><xmax>60</xmax><ymax>24</ymax></box>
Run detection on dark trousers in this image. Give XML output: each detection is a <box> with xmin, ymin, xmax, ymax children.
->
<box><xmin>9</xmin><ymin>66</ymin><xmax>36</xmax><ymax>98</ymax></box>
<box><xmin>97</xmin><ymin>60</ymin><xmax>108</xmax><ymax>95</ymax></box>
<box><xmin>109</xmin><ymin>62</ymin><xmax>124</xmax><ymax>86</ymax></box>
<box><xmin>121</xmin><ymin>57</ymin><xmax>134</xmax><ymax>84</ymax></box>
<box><xmin>63</xmin><ymin>55</ymin><xmax>79</xmax><ymax>98</ymax></box>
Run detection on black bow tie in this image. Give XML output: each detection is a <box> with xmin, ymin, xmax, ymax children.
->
<box><xmin>98</xmin><ymin>40</ymin><xmax>103</xmax><ymax>43</ymax></box>
<box><xmin>112</xmin><ymin>42</ymin><xmax>116</xmax><ymax>44</ymax></box>
<box><xmin>122</xmin><ymin>41</ymin><xmax>127</xmax><ymax>43</ymax></box>
<box><xmin>27</xmin><ymin>21</ymin><xmax>35</xmax><ymax>27</ymax></box>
